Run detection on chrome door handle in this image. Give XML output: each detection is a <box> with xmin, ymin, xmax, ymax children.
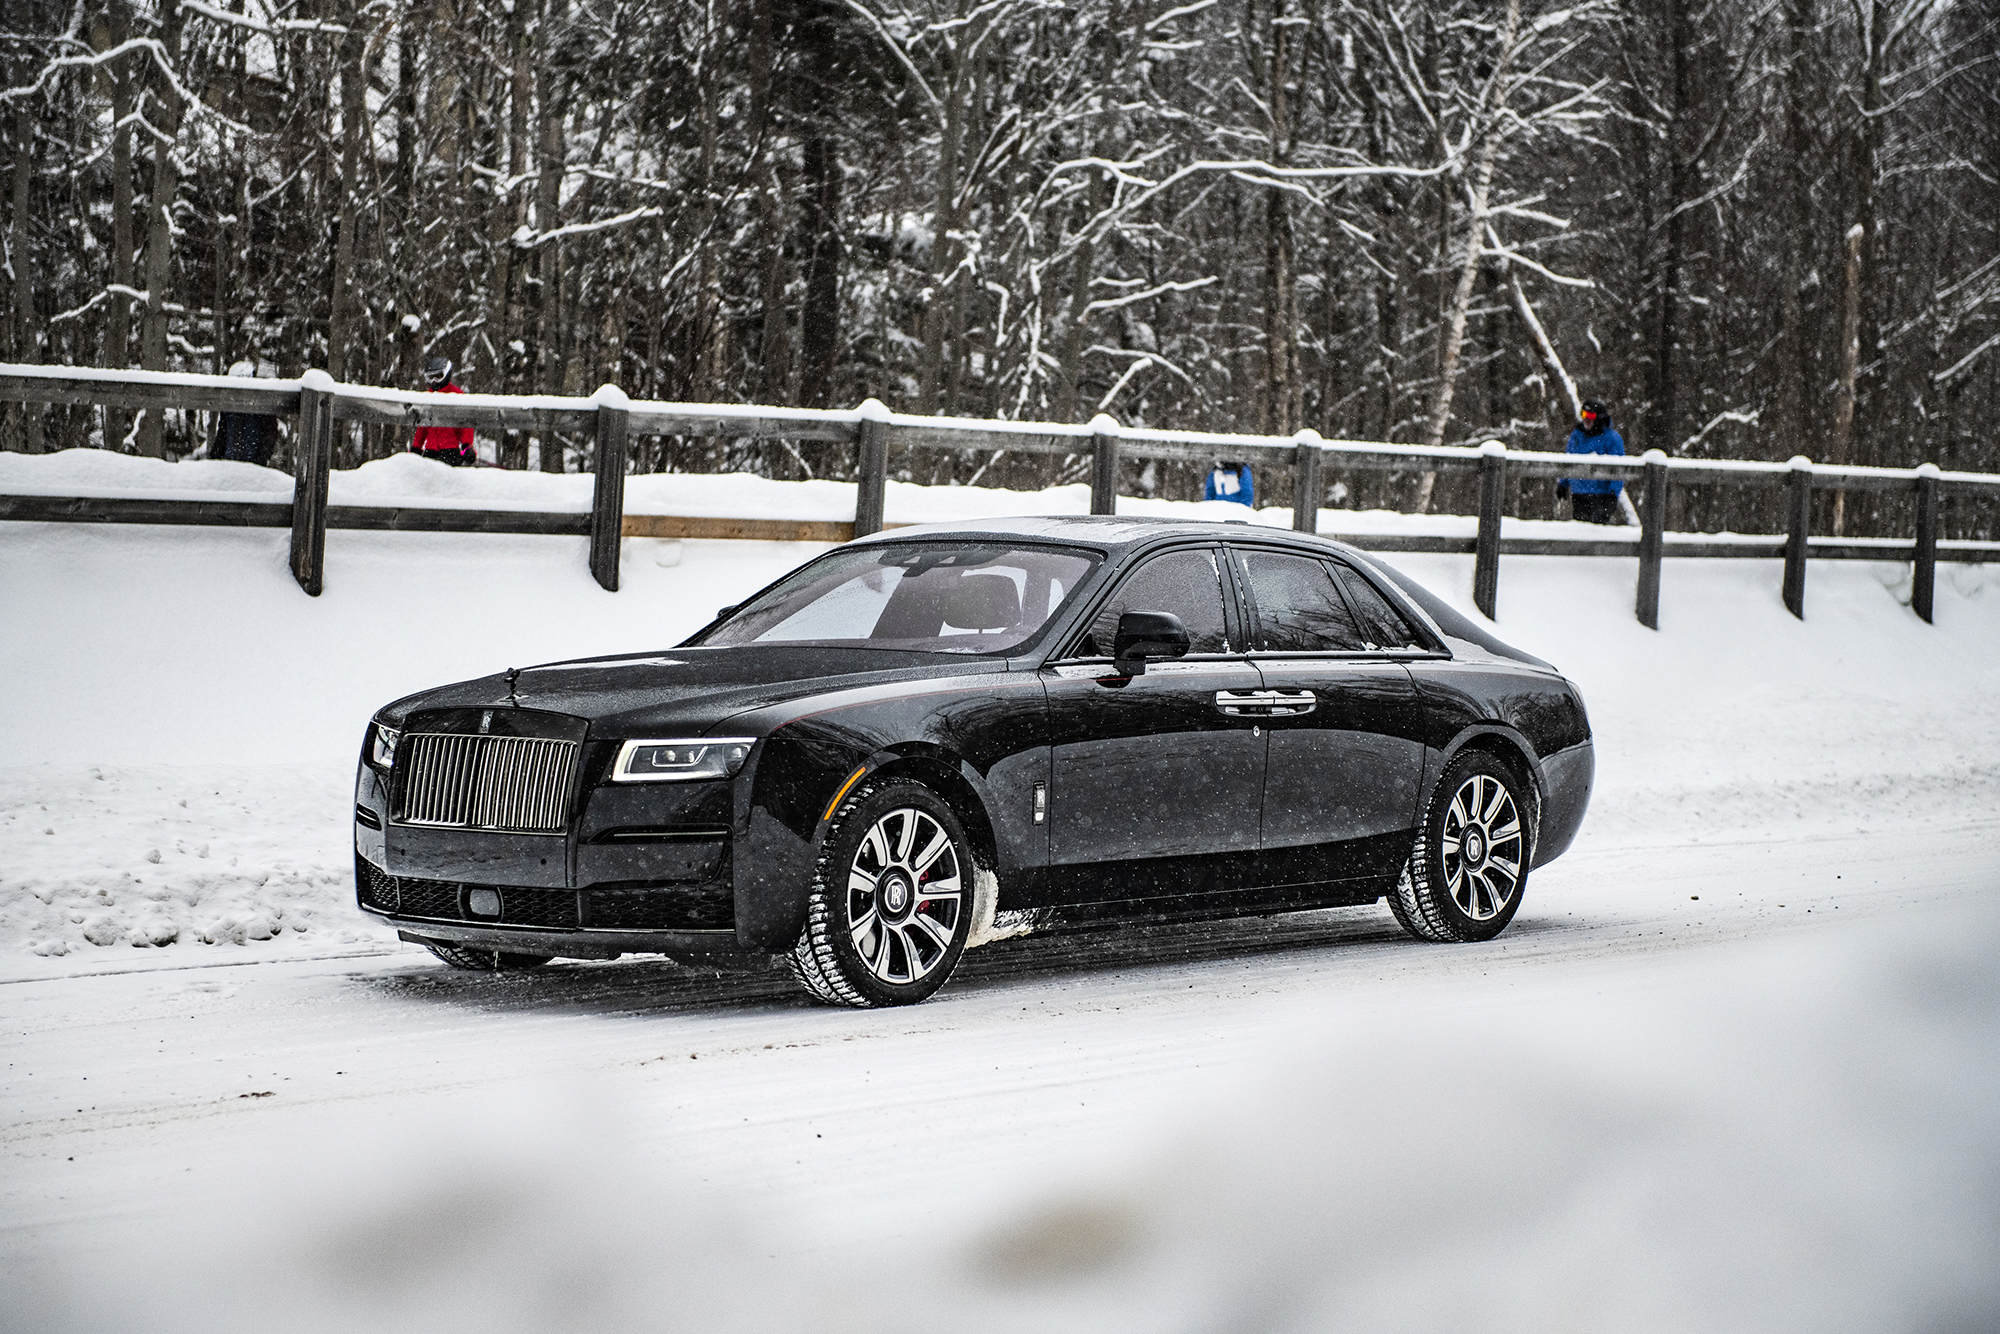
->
<box><xmin>1214</xmin><ymin>689</ymin><xmax>1316</xmax><ymax>717</ymax></box>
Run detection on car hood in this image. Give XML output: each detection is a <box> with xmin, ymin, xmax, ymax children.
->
<box><xmin>376</xmin><ymin>644</ymin><xmax>1014</xmax><ymax>736</ymax></box>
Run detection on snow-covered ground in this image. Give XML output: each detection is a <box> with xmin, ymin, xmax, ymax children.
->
<box><xmin>3</xmin><ymin>451</ymin><xmax>1998</xmax><ymax>1330</ymax></box>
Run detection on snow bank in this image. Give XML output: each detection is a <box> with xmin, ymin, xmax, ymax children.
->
<box><xmin>2</xmin><ymin>459</ymin><xmax>1996</xmax><ymax>968</ymax></box>
<box><xmin>22</xmin><ymin>896</ymin><xmax>1999</xmax><ymax>1334</ymax></box>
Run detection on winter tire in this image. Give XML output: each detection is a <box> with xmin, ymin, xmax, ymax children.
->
<box><xmin>1389</xmin><ymin>751</ymin><xmax>1534</xmax><ymax>944</ymax></box>
<box><xmin>787</xmin><ymin>779</ymin><xmax>974</xmax><ymax>1008</ymax></box>
<box><xmin>421</xmin><ymin>941</ymin><xmax>554</xmax><ymax>971</ymax></box>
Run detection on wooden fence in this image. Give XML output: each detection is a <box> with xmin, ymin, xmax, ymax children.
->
<box><xmin>3</xmin><ymin>362</ymin><xmax>1997</xmax><ymax>627</ymax></box>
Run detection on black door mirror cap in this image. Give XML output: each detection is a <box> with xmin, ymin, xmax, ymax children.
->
<box><xmin>715</xmin><ymin>603</ymin><xmax>742</xmax><ymax>620</ymax></box>
<box><xmin>1112</xmin><ymin>611</ymin><xmax>1192</xmax><ymax>676</ymax></box>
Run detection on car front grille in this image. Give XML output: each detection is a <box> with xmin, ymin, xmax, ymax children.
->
<box><xmin>396</xmin><ymin>733</ymin><xmax>578</xmax><ymax>833</ymax></box>
<box><xmin>589</xmin><ymin>887</ymin><xmax>734</xmax><ymax>931</ymax></box>
<box><xmin>356</xmin><ymin>857</ymin><xmax>731</xmax><ymax>933</ymax></box>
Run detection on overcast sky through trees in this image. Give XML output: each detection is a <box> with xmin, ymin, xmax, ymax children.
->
<box><xmin>3</xmin><ymin>0</ymin><xmax>1996</xmax><ymax>535</ymax></box>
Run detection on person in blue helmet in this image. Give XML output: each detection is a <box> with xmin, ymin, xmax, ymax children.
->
<box><xmin>1204</xmin><ymin>460</ymin><xmax>1255</xmax><ymax>507</ymax></box>
<box><xmin>1557</xmin><ymin>399</ymin><xmax>1624</xmax><ymax>523</ymax></box>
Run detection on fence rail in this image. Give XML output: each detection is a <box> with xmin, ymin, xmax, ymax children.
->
<box><xmin>3</xmin><ymin>363</ymin><xmax>1996</xmax><ymax>627</ymax></box>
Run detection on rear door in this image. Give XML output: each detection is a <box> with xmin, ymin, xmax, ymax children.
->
<box><xmin>1039</xmin><ymin>544</ymin><xmax>1266</xmax><ymax>904</ymax></box>
<box><xmin>1230</xmin><ymin>545</ymin><xmax>1427</xmax><ymax>892</ymax></box>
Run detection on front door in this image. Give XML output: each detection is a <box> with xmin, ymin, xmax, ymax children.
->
<box><xmin>1039</xmin><ymin>545</ymin><xmax>1265</xmax><ymax>905</ymax></box>
<box><xmin>1230</xmin><ymin>546</ymin><xmax>1427</xmax><ymax>893</ymax></box>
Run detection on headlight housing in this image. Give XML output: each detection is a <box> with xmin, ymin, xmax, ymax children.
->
<box><xmin>368</xmin><ymin>722</ymin><xmax>401</xmax><ymax>771</ymax></box>
<box><xmin>612</xmin><ymin>737</ymin><xmax>755</xmax><ymax>783</ymax></box>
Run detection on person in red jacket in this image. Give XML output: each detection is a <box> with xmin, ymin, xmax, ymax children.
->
<box><xmin>411</xmin><ymin>356</ymin><xmax>477</xmax><ymax>465</ymax></box>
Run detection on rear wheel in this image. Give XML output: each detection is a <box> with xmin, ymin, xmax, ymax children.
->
<box><xmin>1389</xmin><ymin>751</ymin><xmax>1533</xmax><ymax>943</ymax></box>
<box><xmin>421</xmin><ymin>941</ymin><xmax>554</xmax><ymax>971</ymax></box>
<box><xmin>788</xmin><ymin>779</ymin><xmax>974</xmax><ymax>1008</ymax></box>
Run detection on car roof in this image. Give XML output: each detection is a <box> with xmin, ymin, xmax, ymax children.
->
<box><xmin>856</xmin><ymin>513</ymin><xmax>1362</xmax><ymax>559</ymax></box>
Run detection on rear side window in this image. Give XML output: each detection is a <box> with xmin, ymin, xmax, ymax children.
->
<box><xmin>1240</xmin><ymin>550</ymin><xmax>1367</xmax><ymax>653</ymax></box>
<box><xmin>1330</xmin><ymin>563</ymin><xmax>1426</xmax><ymax>651</ymax></box>
<box><xmin>1076</xmin><ymin>548</ymin><xmax>1230</xmax><ymax>656</ymax></box>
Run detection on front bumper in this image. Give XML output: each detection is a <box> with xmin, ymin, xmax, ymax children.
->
<box><xmin>355</xmin><ymin>853</ymin><xmax>746</xmax><ymax>960</ymax></box>
<box><xmin>389</xmin><ymin>921</ymin><xmax>747</xmax><ymax>962</ymax></box>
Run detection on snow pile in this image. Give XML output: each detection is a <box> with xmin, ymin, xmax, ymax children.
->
<box><xmin>2</xmin><ymin>455</ymin><xmax>1996</xmax><ymax>969</ymax></box>
<box><xmin>24</xmin><ymin>896</ymin><xmax>1999</xmax><ymax>1334</ymax></box>
<box><xmin>0</xmin><ymin>766</ymin><xmax>361</xmax><ymax>958</ymax></box>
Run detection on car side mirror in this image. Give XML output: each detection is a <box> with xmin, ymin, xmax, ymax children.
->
<box><xmin>1112</xmin><ymin>611</ymin><xmax>1191</xmax><ymax>676</ymax></box>
<box><xmin>715</xmin><ymin>603</ymin><xmax>741</xmax><ymax>621</ymax></box>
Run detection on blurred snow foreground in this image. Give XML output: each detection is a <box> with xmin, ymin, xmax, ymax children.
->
<box><xmin>25</xmin><ymin>899</ymin><xmax>1999</xmax><ymax>1334</ymax></box>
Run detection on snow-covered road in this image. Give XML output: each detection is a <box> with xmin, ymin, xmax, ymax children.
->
<box><xmin>7</xmin><ymin>807</ymin><xmax>1997</xmax><ymax>1333</ymax></box>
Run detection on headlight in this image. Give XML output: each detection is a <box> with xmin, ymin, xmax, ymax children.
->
<box><xmin>368</xmin><ymin>722</ymin><xmax>401</xmax><ymax>771</ymax></box>
<box><xmin>612</xmin><ymin>737</ymin><xmax>755</xmax><ymax>783</ymax></box>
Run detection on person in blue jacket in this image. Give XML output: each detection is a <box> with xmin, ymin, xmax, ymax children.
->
<box><xmin>1557</xmin><ymin>399</ymin><xmax>1624</xmax><ymax>523</ymax></box>
<box><xmin>1204</xmin><ymin>460</ymin><xmax>1255</xmax><ymax>507</ymax></box>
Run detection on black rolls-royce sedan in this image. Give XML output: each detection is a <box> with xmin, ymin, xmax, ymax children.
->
<box><xmin>353</xmin><ymin>516</ymin><xmax>1593</xmax><ymax>1007</ymax></box>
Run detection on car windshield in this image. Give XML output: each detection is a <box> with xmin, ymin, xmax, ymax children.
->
<box><xmin>699</xmin><ymin>542</ymin><xmax>1101</xmax><ymax>654</ymax></box>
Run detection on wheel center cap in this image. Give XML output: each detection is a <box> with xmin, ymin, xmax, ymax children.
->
<box><xmin>1464</xmin><ymin>829</ymin><xmax>1486</xmax><ymax>864</ymax></box>
<box><xmin>880</xmin><ymin>871</ymin><xmax>913</xmax><ymax>918</ymax></box>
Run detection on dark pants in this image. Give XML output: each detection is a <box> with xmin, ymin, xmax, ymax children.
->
<box><xmin>1572</xmin><ymin>493</ymin><xmax>1621</xmax><ymax>525</ymax></box>
<box><xmin>412</xmin><ymin>447</ymin><xmax>476</xmax><ymax>467</ymax></box>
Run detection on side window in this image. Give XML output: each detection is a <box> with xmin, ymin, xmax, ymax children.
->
<box><xmin>1076</xmin><ymin>548</ymin><xmax>1230</xmax><ymax>656</ymax></box>
<box><xmin>1330</xmin><ymin>563</ymin><xmax>1425</xmax><ymax>651</ymax></box>
<box><xmin>1240</xmin><ymin>551</ymin><xmax>1367</xmax><ymax>652</ymax></box>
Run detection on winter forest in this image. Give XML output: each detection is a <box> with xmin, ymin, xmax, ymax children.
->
<box><xmin>2</xmin><ymin>0</ymin><xmax>1996</xmax><ymax>534</ymax></box>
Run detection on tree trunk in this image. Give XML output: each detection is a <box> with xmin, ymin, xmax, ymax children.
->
<box><xmin>1851</xmin><ymin>0</ymin><xmax>1887</xmax><ymax>473</ymax></box>
<box><xmin>495</xmin><ymin>0</ymin><xmax>529</xmax><ymax>464</ymax></box>
<box><xmin>1778</xmin><ymin>0</ymin><xmax>1814</xmax><ymax>460</ymax></box>
<box><xmin>1831</xmin><ymin>222</ymin><xmax>1863</xmax><ymax>534</ymax></box>
<box><xmin>693</xmin><ymin>17</ymin><xmax>722</xmax><ymax>400</ymax></box>
<box><xmin>328</xmin><ymin>5</ymin><xmax>365</xmax><ymax>386</ymax></box>
<box><xmin>1420</xmin><ymin>0</ymin><xmax>1519</xmax><ymax>460</ymax></box>
<box><xmin>534</xmin><ymin>12</ymin><xmax>567</xmax><ymax>471</ymax></box>
<box><xmin>918</xmin><ymin>60</ymin><xmax>963</xmax><ymax>414</ymax></box>
<box><xmin>1648</xmin><ymin>0</ymin><xmax>1693</xmax><ymax>458</ymax></box>
<box><xmin>10</xmin><ymin>89</ymin><xmax>43</xmax><ymax>451</ymax></box>
<box><xmin>748</xmin><ymin>0</ymin><xmax>789</xmax><ymax>408</ymax></box>
<box><xmin>137</xmin><ymin>0</ymin><xmax>185</xmax><ymax>458</ymax></box>
<box><xmin>1059</xmin><ymin>168</ymin><xmax>1105</xmax><ymax>422</ymax></box>
<box><xmin>1262</xmin><ymin>1</ymin><xmax>1298</xmax><ymax>437</ymax></box>
<box><xmin>797</xmin><ymin>125</ymin><xmax>842</xmax><ymax>410</ymax></box>
<box><xmin>107</xmin><ymin>0</ymin><xmax>135</xmax><ymax>447</ymax></box>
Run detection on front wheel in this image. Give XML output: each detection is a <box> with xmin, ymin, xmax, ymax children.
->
<box><xmin>1389</xmin><ymin>752</ymin><xmax>1534</xmax><ymax>943</ymax></box>
<box><xmin>788</xmin><ymin>779</ymin><xmax>974</xmax><ymax>1008</ymax></box>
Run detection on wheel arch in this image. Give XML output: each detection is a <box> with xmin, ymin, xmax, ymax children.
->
<box><xmin>859</xmin><ymin>744</ymin><xmax>1001</xmax><ymax>875</ymax></box>
<box><xmin>1433</xmin><ymin>727</ymin><xmax>1544</xmax><ymax>846</ymax></box>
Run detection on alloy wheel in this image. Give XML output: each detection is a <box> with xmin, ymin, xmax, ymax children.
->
<box><xmin>1440</xmin><ymin>773</ymin><xmax>1524</xmax><ymax>921</ymax></box>
<box><xmin>846</xmin><ymin>807</ymin><xmax>963</xmax><ymax>985</ymax></box>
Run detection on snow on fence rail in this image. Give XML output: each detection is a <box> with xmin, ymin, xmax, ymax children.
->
<box><xmin>2</xmin><ymin>362</ymin><xmax>1996</xmax><ymax>628</ymax></box>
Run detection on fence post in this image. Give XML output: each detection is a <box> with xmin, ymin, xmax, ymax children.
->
<box><xmin>290</xmin><ymin>369</ymin><xmax>334</xmax><ymax>597</ymax></box>
<box><xmin>1783</xmin><ymin>455</ymin><xmax>1812</xmax><ymax>620</ymax></box>
<box><xmin>1292</xmin><ymin>428</ymin><xmax>1324</xmax><ymax>534</ymax></box>
<box><xmin>1089</xmin><ymin>413</ymin><xmax>1120</xmax><ymax>516</ymax></box>
<box><xmin>1913</xmin><ymin>462</ymin><xmax>1940</xmax><ymax>625</ymax></box>
<box><xmin>1473</xmin><ymin>441</ymin><xmax>1506</xmax><ymax>620</ymax></box>
<box><xmin>854</xmin><ymin>398</ymin><xmax>890</xmax><ymax>537</ymax></box>
<box><xmin>1635</xmin><ymin>448</ymin><xmax>1669</xmax><ymax>629</ymax></box>
<box><xmin>589</xmin><ymin>385</ymin><xmax>630</xmax><ymax>591</ymax></box>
